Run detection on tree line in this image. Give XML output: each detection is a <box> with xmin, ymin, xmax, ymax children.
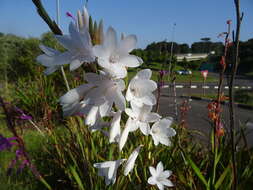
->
<box><xmin>0</xmin><ymin>32</ymin><xmax>252</xmax><ymax>83</ymax></box>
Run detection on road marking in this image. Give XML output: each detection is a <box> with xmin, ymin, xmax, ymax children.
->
<box><xmin>246</xmin><ymin>122</ymin><xmax>253</xmax><ymax>129</ymax></box>
<box><xmin>162</xmin><ymin>85</ymin><xmax>169</xmax><ymax>88</ymax></box>
<box><xmin>160</xmin><ymin>85</ymin><xmax>252</xmax><ymax>90</ymax></box>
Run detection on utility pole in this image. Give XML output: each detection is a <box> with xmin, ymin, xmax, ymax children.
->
<box><xmin>168</xmin><ymin>23</ymin><xmax>176</xmax><ymax>78</ymax></box>
<box><xmin>168</xmin><ymin>23</ymin><xmax>177</xmax><ymax>120</ymax></box>
<box><xmin>56</xmin><ymin>0</ymin><xmax>60</xmax><ymax>25</ymax></box>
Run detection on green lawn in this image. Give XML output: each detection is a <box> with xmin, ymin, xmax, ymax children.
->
<box><xmin>128</xmin><ymin>69</ymin><xmax>217</xmax><ymax>83</ymax></box>
<box><xmin>190</xmin><ymin>90</ymin><xmax>253</xmax><ymax>106</ymax></box>
<box><xmin>127</xmin><ymin>62</ymin><xmax>218</xmax><ymax>83</ymax></box>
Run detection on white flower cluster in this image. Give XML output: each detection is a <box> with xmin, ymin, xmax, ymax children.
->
<box><xmin>37</xmin><ymin>7</ymin><xmax>176</xmax><ymax>189</ymax></box>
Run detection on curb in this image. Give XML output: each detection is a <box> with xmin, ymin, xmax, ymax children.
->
<box><xmin>180</xmin><ymin>95</ymin><xmax>253</xmax><ymax>110</ymax></box>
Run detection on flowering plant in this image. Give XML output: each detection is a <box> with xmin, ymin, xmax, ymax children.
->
<box><xmin>36</xmin><ymin>6</ymin><xmax>176</xmax><ymax>187</ymax></box>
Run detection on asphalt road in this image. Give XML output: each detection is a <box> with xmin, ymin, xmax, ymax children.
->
<box><xmin>157</xmin><ymin>86</ymin><xmax>253</xmax><ymax>146</ymax></box>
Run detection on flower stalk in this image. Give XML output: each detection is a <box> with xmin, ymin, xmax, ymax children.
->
<box><xmin>229</xmin><ymin>0</ymin><xmax>244</xmax><ymax>189</ymax></box>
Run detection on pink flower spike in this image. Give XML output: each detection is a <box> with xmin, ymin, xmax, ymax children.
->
<box><xmin>20</xmin><ymin>114</ymin><xmax>32</xmax><ymax>120</ymax></box>
<box><xmin>66</xmin><ymin>12</ymin><xmax>76</xmax><ymax>21</ymax></box>
<box><xmin>227</xmin><ymin>20</ymin><xmax>232</xmax><ymax>25</ymax></box>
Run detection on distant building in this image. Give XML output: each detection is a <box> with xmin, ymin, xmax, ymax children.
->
<box><xmin>175</xmin><ymin>53</ymin><xmax>209</xmax><ymax>62</ymax></box>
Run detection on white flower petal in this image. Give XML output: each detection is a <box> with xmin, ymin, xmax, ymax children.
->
<box><xmin>159</xmin><ymin>137</ymin><xmax>170</xmax><ymax>146</ymax></box>
<box><xmin>109</xmin><ymin>111</ymin><xmax>121</xmax><ymax>143</ymax></box>
<box><xmin>128</xmin><ymin>120</ymin><xmax>138</xmax><ymax>132</ymax></box>
<box><xmin>55</xmin><ymin>34</ymin><xmax>78</xmax><ymax>51</ymax></box>
<box><xmin>148</xmin><ymin>177</ymin><xmax>157</xmax><ymax>185</ymax></box>
<box><xmin>145</xmin><ymin>113</ymin><xmax>161</xmax><ymax>123</ymax></box>
<box><xmin>157</xmin><ymin>162</ymin><xmax>164</xmax><ymax>174</ymax></box>
<box><xmin>84</xmin><ymin>72</ymin><xmax>103</xmax><ymax>85</ymax></box>
<box><xmin>93</xmin><ymin>45</ymin><xmax>110</xmax><ymax>59</ymax></box>
<box><xmin>123</xmin><ymin>145</ymin><xmax>142</xmax><ymax>175</ymax></box>
<box><xmin>62</xmin><ymin>102</ymin><xmax>82</xmax><ymax>117</ymax></box>
<box><xmin>108</xmin><ymin>162</ymin><xmax>116</xmax><ymax>179</ymax></box>
<box><xmin>161</xmin><ymin>179</ymin><xmax>173</xmax><ymax>187</ymax></box>
<box><xmin>39</xmin><ymin>44</ymin><xmax>59</xmax><ymax>56</ymax></box>
<box><xmin>119</xmin><ymin>118</ymin><xmax>132</xmax><ymax>151</ymax></box>
<box><xmin>140</xmin><ymin>94</ymin><xmax>157</xmax><ymax>106</ymax></box>
<box><xmin>126</xmin><ymin>87</ymin><xmax>134</xmax><ymax>102</ymax></box>
<box><xmin>116</xmin><ymin>79</ymin><xmax>125</xmax><ymax>91</ymax></box>
<box><xmin>119</xmin><ymin>55</ymin><xmax>141</xmax><ymax>68</ymax></box>
<box><xmin>130</xmin><ymin>101</ymin><xmax>141</xmax><ymax>116</ymax></box>
<box><xmin>125</xmin><ymin>108</ymin><xmax>136</xmax><ymax>118</ymax></box>
<box><xmin>135</xmin><ymin>69</ymin><xmax>152</xmax><ymax>79</ymax></box>
<box><xmin>60</xmin><ymin>84</ymin><xmax>93</xmax><ymax>105</ymax></box>
<box><xmin>85</xmin><ymin>106</ymin><xmax>99</xmax><ymax>126</ymax></box>
<box><xmin>119</xmin><ymin>34</ymin><xmax>137</xmax><ymax>54</ymax></box>
<box><xmin>36</xmin><ymin>54</ymin><xmax>55</xmax><ymax>67</ymax></box>
<box><xmin>82</xmin><ymin>6</ymin><xmax>89</xmax><ymax>28</ymax></box>
<box><xmin>113</xmin><ymin>89</ymin><xmax>126</xmax><ymax>111</ymax></box>
<box><xmin>69</xmin><ymin>59</ymin><xmax>82</xmax><ymax>71</ymax></box>
<box><xmin>69</xmin><ymin>22</ymin><xmax>84</xmax><ymax>48</ymax></box>
<box><xmin>149</xmin><ymin>166</ymin><xmax>157</xmax><ymax>177</ymax></box>
<box><xmin>139</xmin><ymin>122</ymin><xmax>150</xmax><ymax>136</ymax></box>
<box><xmin>99</xmin><ymin>101</ymin><xmax>113</xmax><ymax>117</ymax></box>
<box><xmin>157</xmin><ymin>182</ymin><xmax>164</xmax><ymax>190</ymax></box>
<box><xmin>104</xmin><ymin>27</ymin><xmax>117</xmax><ymax>52</ymax></box>
<box><xmin>161</xmin><ymin>170</ymin><xmax>172</xmax><ymax>179</ymax></box>
<box><xmin>44</xmin><ymin>66</ymin><xmax>60</xmax><ymax>75</ymax></box>
<box><xmin>159</xmin><ymin>118</ymin><xmax>173</xmax><ymax>128</ymax></box>
<box><xmin>141</xmin><ymin>104</ymin><xmax>153</xmax><ymax>114</ymax></box>
<box><xmin>53</xmin><ymin>51</ymin><xmax>74</xmax><ymax>66</ymax></box>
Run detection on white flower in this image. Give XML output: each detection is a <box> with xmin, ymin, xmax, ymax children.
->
<box><xmin>84</xmin><ymin>72</ymin><xmax>126</xmax><ymax>112</ymax></box>
<box><xmin>123</xmin><ymin>145</ymin><xmax>142</xmax><ymax>176</ymax></box>
<box><xmin>93</xmin><ymin>26</ymin><xmax>143</xmax><ymax>79</ymax></box>
<box><xmin>109</xmin><ymin>111</ymin><xmax>122</xmax><ymax>143</ymax></box>
<box><xmin>59</xmin><ymin>72</ymin><xmax>126</xmax><ymax>126</ymax></box>
<box><xmin>126</xmin><ymin>69</ymin><xmax>157</xmax><ymax>107</ymax></box>
<box><xmin>118</xmin><ymin>117</ymin><xmax>135</xmax><ymax>151</ymax></box>
<box><xmin>59</xmin><ymin>83</ymin><xmax>94</xmax><ymax>117</ymax></box>
<box><xmin>36</xmin><ymin>45</ymin><xmax>61</xmax><ymax>75</ymax></box>
<box><xmin>148</xmin><ymin>162</ymin><xmax>173</xmax><ymax>190</ymax></box>
<box><xmin>125</xmin><ymin>102</ymin><xmax>161</xmax><ymax>135</ymax></box>
<box><xmin>93</xmin><ymin>159</ymin><xmax>126</xmax><ymax>186</ymax></box>
<box><xmin>37</xmin><ymin>22</ymin><xmax>95</xmax><ymax>73</ymax></box>
<box><xmin>150</xmin><ymin>118</ymin><xmax>176</xmax><ymax>146</ymax></box>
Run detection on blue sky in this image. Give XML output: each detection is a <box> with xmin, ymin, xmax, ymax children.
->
<box><xmin>0</xmin><ymin>0</ymin><xmax>252</xmax><ymax>48</ymax></box>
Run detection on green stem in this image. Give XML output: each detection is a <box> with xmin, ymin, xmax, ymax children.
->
<box><xmin>60</xmin><ymin>66</ymin><xmax>70</xmax><ymax>91</ymax></box>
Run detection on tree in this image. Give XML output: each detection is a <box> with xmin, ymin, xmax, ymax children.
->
<box><xmin>200</xmin><ymin>37</ymin><xmax>211</xmax><ymax>42</ymax></box>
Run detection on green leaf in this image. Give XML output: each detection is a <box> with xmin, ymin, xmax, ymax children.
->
<box><xmin>186</xmin><ymin>155</ymin><xmax>208</xmax><ymax>187</ymax></box>
<box><xmin>215</xmin><ymin>165</ymin><xmax>231</xmax><ymax>189</ymax></box>
<box><xmin>69</xmin><ymin>166</ymin><xmax>85</xmax><ymax>190</ymax></box>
